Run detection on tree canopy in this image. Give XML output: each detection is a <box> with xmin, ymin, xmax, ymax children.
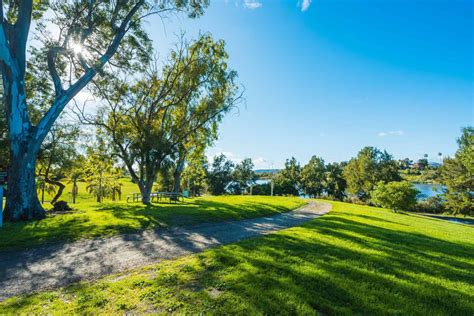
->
<box><xmin>207</xmin><ymin>154</ymin><xmax>234</xmax><ymax>195</ymax></box>
<box><xmin>231</xmin><ymin>158</ymin><xmax>256</xmax><ymax>194</ymax></box>
<box><xmin>440</xmin><ymin>127</ymin><xmax>473</xmax><ymax>216</ymax></box>
<box><xmin>371</xmin><ymin>181</ymin><xmax>419</xmax><ymax>212</ymax></box>
<box><xmin>343</xmin><ymin>146</ymin><xmax>400</xmax><ymax>201</ymax></box>
<box><xmin>300</xmin><ymin>156</ymin><xmax>325</xmax><ymax>198</ymax></box>
<box><xmin>76</xmin><ymin>34</ymin><xmax>241</xmax><ymax>204</ymax></box>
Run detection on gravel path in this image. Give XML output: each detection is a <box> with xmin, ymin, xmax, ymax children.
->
<box><xmin>0</xmin><ymin>201</ymin><xmax>331</xmax><ymax>301</ymax></box>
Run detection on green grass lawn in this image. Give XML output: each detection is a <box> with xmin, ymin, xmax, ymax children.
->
<box><xmin>0</xmin><ymin>195</ymin><xmax>305</xmax><ymax>252</ymax></box>
<box><xmin>2</xmin><ymin>200</ymin><xmax>473</xmax><ymax>314</ymax></box>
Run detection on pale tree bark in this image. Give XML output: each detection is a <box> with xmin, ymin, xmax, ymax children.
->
<box><xmin>0</xmin><ymin>0</ymin><xmax>146</xmax><ymax>221</ymax></box>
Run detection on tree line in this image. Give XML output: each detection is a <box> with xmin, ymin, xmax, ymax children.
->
<box><xmin>193</xmin><ymin>128</ymin><xmax>471</xmax><ymax>216</ymax></box>
<box><xmin>16</xmin><ymin>126</ymin><xmax>473</xmax><ymax>218</ymax></box>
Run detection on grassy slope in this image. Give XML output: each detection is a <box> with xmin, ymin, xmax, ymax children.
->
<box><xmin>2</xmin><ymin>201</ymin><xmax>473</xmax><ymax>315</ymax></box>
<box><xmin>0</xmin><ymin>195</ymin><xmax>305</xmax><ymax>252</ymax></box>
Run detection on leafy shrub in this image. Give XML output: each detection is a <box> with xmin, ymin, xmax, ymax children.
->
<box><xmin>343</xmin><ymin>195</ymin><xmax>367</xmax><ymax>205</ymax></box>
<box><xmin>412</xmin><ymin>195</ymin><xmax>446</xmax><ymax>214</ymax></box>
<box><xmin>371</xmin><ymin>181</ymin><xmax>419</xmax><ymax>212</ymax></box>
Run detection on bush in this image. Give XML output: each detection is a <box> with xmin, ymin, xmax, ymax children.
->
<box><xmin>52</xmin><ymin>200</ymin><xmax>73</xmax><ymax>213</ymax></box>
<box><xmin>343</xmin><ymin>195</ymin><xmax>367</xmax><ymax>205</ymax></box>
<box><xmin>412</xmin><ymin>195</ymin><xmax>446</xmax><ymax>214</ymax></box>
<box><xmin>371</xmin><ymin>181</ymin><xmax>419</xmax><ymax>212</ymax></box>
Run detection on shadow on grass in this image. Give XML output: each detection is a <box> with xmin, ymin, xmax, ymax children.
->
<box><xmin>0</xmin><ymin>197</ymin><xmax>302</xmax><ymax>253</ymax></box>
<box><xmin>0</xmin><ymin>199</ymin><xmax>311</xmax><ymax>303</ymax></box>
<box><xmin>1</xmin><ymin>204</ymin><xmax>473</xmax><ymax>314</ymax></box>
<box><xmin>180</xmin><ymin>217</ymin><xmax>473</xmax><ymax>314</ymax></box>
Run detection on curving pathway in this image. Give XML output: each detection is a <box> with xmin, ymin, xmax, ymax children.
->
<box><xmin>0</xmin><ymin>201</ymin><xmax>331</xmax><ymax>301</ymax></box>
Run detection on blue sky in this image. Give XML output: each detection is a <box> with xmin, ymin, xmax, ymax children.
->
<box><xmin>147</xmin><ymin>0</ymin><xmax>473</xmax><ymax>169</ymax></box>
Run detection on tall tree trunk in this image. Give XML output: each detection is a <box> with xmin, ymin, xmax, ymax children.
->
<box><xmin>97</xmin><ymin>170</ymin><xmax>103</xmax><ymax>203</ymax></box>
<box><xmin>41</xmin><ymin>180</ymin><xmax>45</xmax><ymax>204</ymax></box>
<box><xmin>172</xmin><ymin>158</ymin><xmax>186</xmax><ymax>194</ymax></box>
<box><xmin>3</xmin><ymin>76</ymin><xmax>44</xmax><ymax>221</ymax></box>
<box><xmin>72</xmin><ymin>179</ymin><xmax>77</xmax><ymax>204</ymax></box>
<box><xmin>140</xmin><ymin>179</ymin><xmax>154</xmax><ymax>205</ymax></box>
<box><xmin>46</xmin><ymin>177</ymin><xmax>66</xmax><ymax>204</ymax></box>
<box><xmin>4</xmin><ymin>145</ymin><xmax>44</xmax><ymax>221</ymax></box>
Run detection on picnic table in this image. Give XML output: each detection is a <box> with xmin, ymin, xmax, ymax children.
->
<box><xmin>127</xmin><ymin>191</ymin><xmax>184</xmax><ymax>204</ymax></box>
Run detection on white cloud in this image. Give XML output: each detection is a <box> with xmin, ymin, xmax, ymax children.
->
<box><xmin>244</xmin><ymin>0</ymin><xmax>262</xmax><ymax>10</ymax></box>
<box><xmin>301</xmin><ymin>0</ymin><xmax>312</xmax><ymax>12</ymax></box>
<box><xmin>206</xmin><ymin>150</ymin><xmax>273</xmax><ymax>170</ymax></box>
<box><xmin>253</xmin><ymin>157</ymin><xmax>271</xmax><ymax>169</ymax></box>
<box><xmin>378</xmin><ymin>130</ymin><xmax>405</xmax><ymax>137</ymax></box>
<box><xmin>206</xmin><ymin>150</ymin><xmax>243</xmax><ymax>164</ymax></box>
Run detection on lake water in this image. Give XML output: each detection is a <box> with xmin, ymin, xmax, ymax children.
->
<box><xmin>254</xmin><ymin>180</ymin><xmax>444</xmax><ymax>201</ymax></box>
<box><xmin>424</xmin><ymin>214</ymin><xmax>474</xmax><ymax>226</ymax></box>
<box><xmin>414</xmin><ymin>183</ymin><xmax>445</xmax><ymax>200</ymax></box>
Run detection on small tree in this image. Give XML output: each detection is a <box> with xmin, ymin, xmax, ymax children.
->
<box><xmin>344</xmin><ymin>147</ymin><xmax>400</xmax><ymax>201</ymax></box>
<box><xmin>280</xmin><ymin>157</ymin><xmax>302</xmax><ymax>192</ymax></box>
<box><xmin>371</xmin><ymin>181</ymin><xmax>419</xmax><ymax>213</ymax></box>
<box><xmin>416</xmin><ymin>158</ymin><xmax>429</xmax><ymax>170</ymax></box>
<box><xmin>440</xmin><ymin>127</ymin><xmax>473</xmax><ymax>216</ymax></box>
<box><xmin>67</xmin><ymin>156</ymin><xmax>87</xmax><ymax>204</ymax></box>
<box><xmin>182</xmin><ymin>153</ymin><xmax>208</xmax><ymax>196</ymax></box>
<box><xmin>324</xmin><ymin>162</ymin><xmax>347</xmax><ymax>201</ymax></box>
<box><xmin>300</xmin><ymin>156</ymin><xmax>325</xmax><ymax>198</ymax></box>
<box><xmin>273</xmin><ymin>175</ymin><xmax>300</xmax><ymax>197</ymax></box>
<box><xmin>36</xmin><ymin>123</ymin><xmax>80</xmax><ymax>204</ymax></box>
<box><xmin>231</xmin><ymin>158</ymin><xmax>256</xmax><ymax>194</ymax></box>
<box><xmin>84</xmin><ymin>143</ymin><xmax>121</xmax><ymax>203</ymax></box>
<box><xmin>207</xmin><ymin>154</ymin><xmax>234</xmax><ymax>195</ymax></box>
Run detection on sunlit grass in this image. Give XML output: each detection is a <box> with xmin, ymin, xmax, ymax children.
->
<box><xmin>2</xmin><ymin>200</ymin><xmax>472</xmax><ymax>314</ymax></box>
<box><xmin>0</xmin><ymin>195</ymin><xmax>305</xmax><ymax>252</ymax></box>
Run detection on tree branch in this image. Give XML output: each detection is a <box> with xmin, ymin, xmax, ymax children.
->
<box><xmin>34</xmin><ymin>0</ymin><xmax>146</xmax><ymax>149</ymax></box>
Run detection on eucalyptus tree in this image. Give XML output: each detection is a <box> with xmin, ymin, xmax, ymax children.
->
<box><xmin>0</xmin><ymin>0</ymin><xmax>208</xmax><ymax>221</ymax></box>
<box><xmin>78</xmin><ymin>34</ymin><xmax>241</xmax><ymax>204</ymax></box>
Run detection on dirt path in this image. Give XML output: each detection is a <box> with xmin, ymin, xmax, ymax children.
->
<box><xmin>0</xmin><ymin>201</ymin><xmax>331</xmax><ymax>301</ymax></box>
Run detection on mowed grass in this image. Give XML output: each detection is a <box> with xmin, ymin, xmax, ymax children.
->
<box><xmin>2</xmin><ymin>201</ymin><xmax>473</xmax><ymax>315</ymax></box>
<box><xmin>0</xmin><ymin>194</ymin><xmax>305</xmax><ymax>252</ymax></box>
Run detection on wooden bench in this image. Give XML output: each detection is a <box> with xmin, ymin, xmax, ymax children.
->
<box><xmin>126</xmin><ymin>193</ymin><xmax>142</xmax><ymax>203</ymax></box>
<box><xmin>127</xmin><ymin>192</ymin><xmax>184</xmax><ymax>204</ymax></box>
<box><xmin>153</xmin><ymin>192</ymin><xmax>184</xmax><ymax>204</ymax></box>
